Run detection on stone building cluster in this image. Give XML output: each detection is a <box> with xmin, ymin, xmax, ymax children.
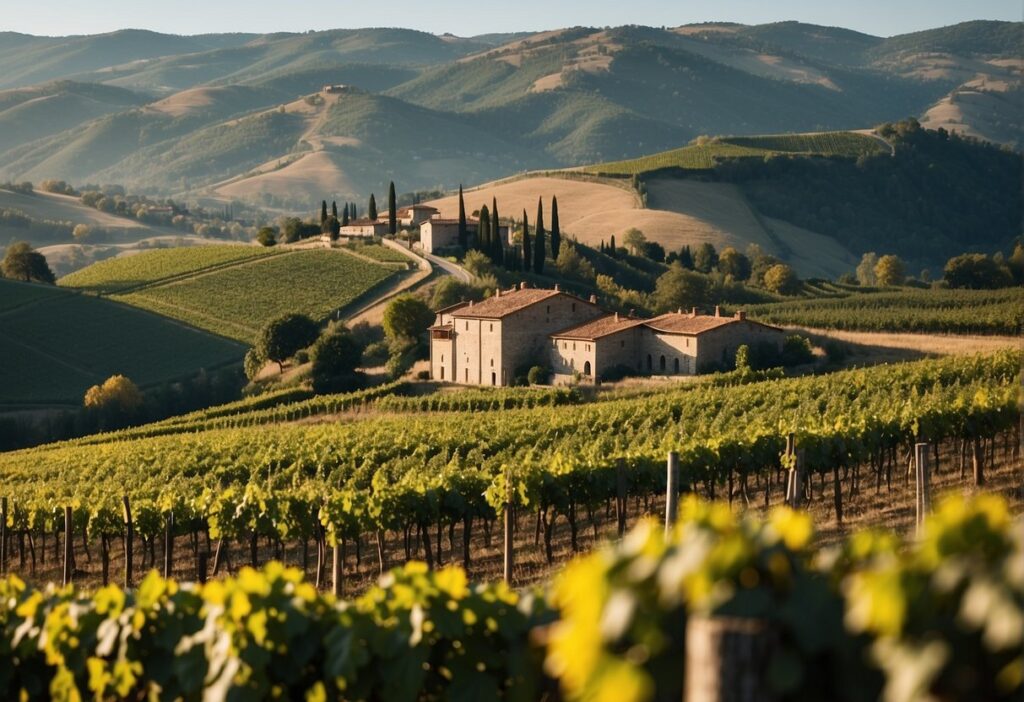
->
<box><xmin>429</xmin><ymin>284</ymin><xmax>784</xmax><ymax>385</ymax></box>
<box><xmin>335</xmin><ymin>203</ymin><xmax>510</xmax><ymax>254</ymax></box>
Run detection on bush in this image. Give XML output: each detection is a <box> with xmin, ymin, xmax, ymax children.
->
<box><xmin>416</xmin><ymin>370</ymin><xmax>431</xmax><ymax>380</ymax></box>
<box><xmin>362</xmin><ymin>340</ymin><xmax>390</xmax><ymax>367</ymax></box>
<box><xmin>763</xmin><ymin>263</ymin><xmax>800</xmax><ymax>294</ymax></box>
<box><xmin>780</xmin><ymin>335</ymin><xmax>815</xmax><ymax>366</ymax></box>
<box><xmin>823</xmin><ymin>340</ymin><xmax>849</xmax><ymax>365</ymax></box>
<box><xmin>527</xmin><ymin>366</ymin><xmax>549</xmax><ymax>385</ymax></box>
<box><xmin>310</xmin><ymin>330</ymin><xmax>362</xmax><ymax>393</ymax></box>
<box><xmin>294</xmin><ymin>349</ymin><xmax>310</xmax><ymax>365</ymax></box>
<box><xmin>244</xmin><ymin>348</ymin><xmax>266</xmax><ymax>380</ymax></box>
<box><xmin>597</xmin><ymin>364</ymin><xmax>637</xmax><ymax>383</ymax></box>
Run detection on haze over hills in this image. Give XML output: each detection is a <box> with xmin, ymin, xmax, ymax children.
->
<box><xmin>0</xmin><ymin>20</ymin><xmax>1018</xmax><ymax>234</ymax></box>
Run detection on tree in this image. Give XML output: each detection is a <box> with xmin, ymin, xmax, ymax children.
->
<box><xmin>72</xmin><ymin>224</ymin><xmax>91</xmax><ymax>241</ymax></box>
<box><xmin>1</xmin><ymin>242</ymin><xmax>55</xmax><ymax>284</ymax></box>
<box><xmin>388</xmin><ymin>181</ymin><xmax>397</xmax><ymax>235</ymax></box>
<box><xmin>874</xmin><ymin>254</ymin><xmax>906</xmax><ymax>286</ymax></box>
<box><xmin>556</xmin><ymin>243</ymin><xmax>595</xmax><ymax>281</ymax></box>
<box><xmin>856</xmin><ymin>252</ymin><xmax>878</xmax><ymax>286</ymax></box>
<box><xmin>368</xmin><ymin>194</ymin><xmax>377</xmax><ymax>221</ymax></box>
<box><xmin>521</xmin><ymin>209</ymin><xmax>531</xmax><ymax>270</ymax></box>
<box><xmin>383</xmin><ymin>294</ymin><xmax>434</xmax><ymax>343</ymax></box>
<box><xmin>693</xmin><ymin>243</ymin><xmax>718</xmax><ymax>273</ymax></box>
<box><xmin>623</xmin><ymin>228</ymin><xmax>646</xmax><ymax>256</ymax></box>
<box><xmin>533</xmin><ymin>198</ymin><xmax>545</xmax><ymax>274</ymax></box>
<box><xmin>256</xmin><ymin>227</ymin><xmax>277</xmax><ymax>247</ymax></box>
<box><xmin>609</xmin><ymin>234</ymin><xmax>617</xmax><ymax>259</ymax></box>
<box><xmin>763</xmin><ymin>263</ymin><xmax>800</xmax><ymax>294</ymax></box>
<box><xmin>320</xmin><ymin>200</ymin><xmax>328</xmax><ymax>227</ymax></box>
<box><xmin>550</xmin><ymin>195</ymin><xmax>561</xmax><ymax>259</ymax></box>
<box><xmin>718</xmin><ymin>247</ymin><xmax>751</xmax><ymax>281</ymax></box>
<box><xmin>478</xmin><ymin>204</ymin><xmax>491</xmax><ymax>258</ymax></box>
<box><xmin>256</xmin><ymin>314</ymin><xmax>319</xmax><ymax>372</ymax></box>
<box><xmin>653</xmin><ymin>265</ymin><xmax>711</xmax><ymax>313</ymax></box>
<box><xmin>311</xmin><ymin>329</ymin><xmax>362</xmax><ymax>393</ymax></box>
<box><xmin>84</xmin><ymin>374</ymin><xmax>144</xmax><ymax>424</ymax></box>
<box><xmin>457</xmin><ymin>185</ymin><xmax>468</xmax><ymax>250</ymax></box>
<box><xmin>331</xmin><ymin>201</ymin><xmax>338</xmax><ymax>219</ymax></box>
<box><xmin>943</xmin><ymin>253</ymin><xmax>1014</xmax><ymax>289</ymax></box>
<box><xmin>491</xmin><ymin>197</ymin><xmax>503</xmax><ymax>264</ymax></box>
<box><xmin>341</xmin><ymin>203</ymin><xmax>349</xmax><ymax>227</ymax></box>
<box><xmin>326</xmin><ymin>216</ymin><xmax>341</xmax><ymax>241</ymax></box>
<box><xmin>641</xmin><ymin>241</ymin><xmax>665</xmax><ymax>262</ymax></box>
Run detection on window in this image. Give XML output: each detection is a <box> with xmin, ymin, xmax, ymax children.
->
<box><xmin>491</xmin><ymin>372</ymin><xmax>496</xmax><ymax>386</ymax></box>
<box><xmin>489</xmin><ymin>323</ymin><xmax>493</xmax><ymax>332</ymax></box>
<box><xmin>621</xmin><ymin>340</ymin><xmax>625</xmax><ymax>348</ymax></box>
<box><xmin>572</xmin><ymin>342</ymin><xmax>576</xmax><ymax>351</ymax></box>
<box><xmin>586</xmin><ymin>344</ymin><xmax>590</xmax><ymax>351</ymax></box>
<box><xmin>686</xmin><ymin>338</ymin><xmax>690</xmax><ymax>348</ymax></box>
<box><xmin>563</xmin><ymin>342</ymin><xmax>567</xmax><ymax>350</ymax></box>
<box><xmin>465</xmin><ymin>322</ymin><xmax>469</xmax><ymax>330</ymax></box>
<box><xmin>490</xmin><ymin>358</ymin><xmax>494</xmax><ymax>367</ymax></box>
<box><xmin>546</xmin><ymin>305</ymin><xmax>551</xmax><ymax>314</ymax></box>
<box><xmin>584</xmin><ymin>361</ymin><xmax>592</xmax><ymax>376</ymax></box>
<box><xmin>440</xmin><ymin>366</ymin><xmax>445</xmax><ymax>379</ymax></box>
<box><xmin>464</xmin><ymin>368</ymin><xmax>469</xmax><ymax>382</ymax></box>
<box><xmin>647</xmin><ymin>354</ymin><xmax>652</xmax><ymax>371</ymax></box>
<box><xmin>674</xmin><ymin>358</ymin><xmax>679</xmax><ymax>374</ymax></box>
<box><xmin>660</xmin><ymin>355</ymin><xmax>666</xmax><ymax>371</ymax></box>
<box><xmin>571</xmin><ymin>303</ymin><xmax>576</xmax><ymax>312</ymax></box>
<box><xmin>441</xmin><ymin>355</ymin><xmax>444</xmax><ymax>362</ymax></box>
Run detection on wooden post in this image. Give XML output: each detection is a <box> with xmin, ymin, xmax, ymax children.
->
<box><xmin>972</xmin><ymin>436</ymin><xmax>985</xmax><ymax>486</ymax></box>
<box><xmin>122</xmin><ymin>496</ymin><xmax>134</xmax><ymax>589</ymax></box>
<box><xmin>914</xmin><ymin>442</ymin><xmax>931</xmax><ymax>539</ymax></box>
<box><xmin>197</xmin><ymin>551</ymin><xmax>208</xmax><ymax>584</ymax></box>
<box><xmin>163</xmin><ymin>511</ymin><xmax>174</xmax><ymax>579</ymax></box>
<box><xmin>791</xmin><ymin>450</ymin><xmax>805</xmax><ymax>509</ymax></box>
<box><xmin>332</xmin><ymin>542</ymin><xmax>342</xmax><ymax>597</ymax></box>
<box><xmin>784</xmin><ymin>433</ymin><xmax>796</xmax><ymax>506</ymax></box>
<box><xmin>665</xmin><ymin>451</ymin><xmax>680</xmax><ymax>535</ymax></box>
<box><xmin>684</xmin><ymin>616</ymin><xmax>776</xmax><ymax>702</ymax></box>
<box><xmin>62</xmin><ymin>506</ymin><xmax>73</xmax><ymax>587</ymax></box>
<box><xmin>0</xmin><ymin>496</ymin><xmax>7</xmax><ymax>573</ymax></box>
<box><xmin>615</xmin><ymin>458</ymin><xmax>627</xmax><ymax>537</ymax></box>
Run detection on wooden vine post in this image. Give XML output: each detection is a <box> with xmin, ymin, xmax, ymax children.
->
<box><xmin>163</xmin><ymin>511</ymin><xmax>174</xmax><ymax>578</ymax></box>
<box><xmin>62</xmin><ymin>506</ymin><xmax>73</xmax><ymax>587</ymax></box>
<box><xmin>914</xmin><ymin>442</ymin><xmax>931</xmax><ymax>539</ymax></box>
<box><xmin>0</xmin><ymin>496</ymin><xmax>7</xmax><ymax>574</ymax></box>
<box><xmin>332</xmin><ymin>541</ymin><xmax>342</xmax><ymax>597</ymax></box>
<box><xmin>502</xmin><ymin>468</ymin><xmax>514</xmax><ymax>585</ymax></box>
<box><xmin>615</xmin><ymin>458</ymin><xmax>627</xmax><ymax>537</ymax></box>
<box><xmin>197</xmin><ymin>551</ymin><xmax>208</xmax><ymax>584</ymax></box>
<box><xmin>665</xmin><ymin>451</ymin><xmax>680</xmax><ymax>535</ymax></box>
<box><xmin>684</xmin><ymin>616</ymin><xmax>776</xmax><ymax>702</ymax></box>
<box><xmin>122</xmin><ymin>496</ymin><xmax>134</xmax><ymax>589</ymax></box>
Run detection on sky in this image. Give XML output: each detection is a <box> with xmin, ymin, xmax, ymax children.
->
<box><xmin>2</xmin><ymin>0</ymin><xmax>1020</xmax><ymax>38</ymax></box>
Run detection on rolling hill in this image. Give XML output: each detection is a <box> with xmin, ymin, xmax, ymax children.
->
<box><xmin>0</xmin><ymin>277</ymin><xmax>244</xmax><ymax>407</ymax></box>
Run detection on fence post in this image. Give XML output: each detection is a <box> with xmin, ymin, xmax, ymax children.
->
<box><xmin>665</xmin><ymin>451</ymin><xmax>680</xmax><ymax>535</ymax></box>
<box><xmin>684</xmin><ymin>616</ymin><xmax>776</xmax><ymax>702</ymax></box>
<box><xmin>62</xmin><ymin>506</ymin><xmax>73</xmax><ymax>587</ymax></box>
<box><xmin>784</xmin><ymin>433</ymin><xmax>796</xmax><ymax>506</ymax></box>
<box><xmin>503</xmin><ymin>471</ymin><xmax>514</xmax><ymax>584</ymax></box>
<box><xmin>915</xmin><ymin>442</ymin><xmax>931</xmax><ymax>539</ymax></box>
<box><xmin>163</xmin><ymin>511</ymin><xmax>174</xmax><ymax>579</ymax></box>
<box><xmin>792</xmin><ymin>449</ymin><xmax>805</xmax><ymax>509</ymax></box>
<box><xmin>197</xmin><ymin>551</ymin><xmax>208</xmax><ymax>584</ymax></box>
<box><xmin>332</xmin><ymin>542</ymin><xmax>342</xmax><ymax>597</ymax></box>
<box><xmin>615</xmin><ymin>458</ymin><xmax>627</xmax><ymax>537</ymax></box>
<box><xmin>0</xmin><ymin>496</ymin><xmax>7</xmax><ymax>574</ymax></box>
<box><xmin>122</xmin><ymin>496</ymin><xmax>134</xmax><ymax>589</ymax></box>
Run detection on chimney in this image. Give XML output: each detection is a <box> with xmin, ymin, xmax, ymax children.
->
<box><xmin>554</xmin><ymin>284</ymin><xmax>561</xmax><ymax>292</ymax></box>
<box><xmin>691</xmin><ymin>307</ymin><xmax>697</xmax><ymax>317</ymax></box>
<box><xmin>495</xmin><ymin>288</ymin><xmax>502</xmax><ymax>298</ymax></box>
<box><xmin>520</xmin><ymin>281</ymin><xmax>528</xmax><ymax>290</ymax></box>
<box><xmin>735</xmin><ymin>310</ymin><xmax>746</xmax><ymax>320</ymax></box>
<box><xmin>589</xmin><ymin>294</ymin><xmax>597</xmax><ymax>304</ymax></box>
<box><xmin>714</xmin><ymin>305</ymin><xmax>721</xmax><ymax>317</ymax></box>
<box><xmin>614</xmin><ymin>312</ymin><xmax>619</xmax><ymax>322</ymax></box>
<box><xmin>468</xmin><ymin>299</ymin><xmax>474</xmax><ymax>307</ymax></box>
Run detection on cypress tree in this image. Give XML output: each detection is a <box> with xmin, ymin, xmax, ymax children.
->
<box><xmin>331</xmin><ymin>201</ymin><xmax>338</xmax><ymax>218</ymax></box>
<box><xmin>479</xmin><ymin>205</ymin><xmax>491</xmax><ymax>259</ymax></box>
<box><xmin>609</xmin><ymin>234</ymin><xmax>616</xmax><ymax>259</ymax></box>
<box><xmin>350</xmin><ymin>202</ymin><xmax>357</xmax><ymax>220</ymax></box>
<box><xmin>533</xmin><ymin>197</ymin><xmax>545</xmax><ymax>274</ymax></box>
<box><xmin>320</xmin><ymin>200</ymin><xmax>328</xmax><ymax>226</ymax></box>
<box><xmin>368</xmin><ymin>194</ymin><xmax>377</xmax><ymax>221</ymax></box>
<box><xmin>387</xmin><ymin>181</ymin><xmax>397</xmax><ymax>235</ymax></box>
<box><xmin>521</xmin><ymin>209</ymin><xmax>531</xmax><ymax>273</ymax></box>
<box><xmin>491</xmin><ymin>197</ymin><xmax>503</xmax><ymax>265</ymax></box>
<box><xmin>550</xmin><ymin>195</ymin><xmax>561</xmax><ymax>259</ymax></box>
<box><xmin>341</xmin><ymin>203</ymin><xmax>349</xmax><ymax>226</ymax></box>
<box><xmin>457</xmin><ymin>185</ymin><xmax>468</xmax><ymax>251</ymax></box>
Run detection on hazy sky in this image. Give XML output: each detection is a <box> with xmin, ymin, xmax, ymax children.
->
<box><xmin>3</xmin><ymin>0</ymin><xmax>1020</xmax><ymax>38</ymax></box>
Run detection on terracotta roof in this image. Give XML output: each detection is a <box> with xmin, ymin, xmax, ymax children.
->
<box><xmin>642</xmin><ymin>312</ymin><xmax>782</xmax><ymax>335</ymax></box>
<box><xmin>551</xmin><ymin>314</ymin><xmax>647</xmax><ymax>340</ymax></box>
<box><xmin>342</xmin><ymin>219</ymin><xmax>385</xmax><ymax>227</ymax></box>
<box><xmin>451</xmin><ymin>287</ymin><xmax>562</xmax><ymax>319</ymax></box>
<box><xmin>425</xmin><ymin>218</ymin><xmax>479</xmax><ymax>226</ymax></box>
<box><xmin>435</xmin><ymin>301</ymin><xmax>470</xmax><ymax>315</ymax></box>
<box><xmin>428</xmin><ymin>323</ymin><xmax>454</xmax><ymax>331</ymax></box>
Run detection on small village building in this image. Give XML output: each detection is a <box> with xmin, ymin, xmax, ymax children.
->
<box><xmin>420</xmin><ymin>218</ymin><xmax>511</xmax><ymax>254</ymax></box>
<box><xmin>339</xmin><ymin>218</ymin><xmax>389</xmax><ymax>237</ymax></box>
<box><xmin>430</xmin><ymin>283</ymin><xmax>604</xmax><ymax>386</ymax></box>
<box><xmin>398</xmin><ymin>204</ymin><xmax>439</xmax><ymax>227</ymax></box>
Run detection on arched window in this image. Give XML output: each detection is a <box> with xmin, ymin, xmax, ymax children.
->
<box><xmin>440</xmin><ymin>366</ymin><xmax>445</xmax><ymax>379</ymax></box>
<box><xmin>674</xmin><ymin>358</ymin><xmax>679</xmax><ymax>374</ymax></box>
<box><xmin>491</xmin><ymin>372</ymin><xmax>496</xmax><ymax>386</ymax></box>
<box><xmin>660</xmin><ymin>355</ymin><xmax>666</xmax><ymax>371</ymax></box>
<box><xmin>584</xmin><ymin>361</ymin><xmax>592</xmax><ymax>376</ymax></box>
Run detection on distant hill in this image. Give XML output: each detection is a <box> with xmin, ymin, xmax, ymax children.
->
<box><xmin>0</xmin><ymin>277</ymin><xmax>243</xmax><ymax>407</ymax></box>
<box><xmin>0</xmin><ymin>21</ymin><xmax>1018</xmax><ymax>207</ymax></box>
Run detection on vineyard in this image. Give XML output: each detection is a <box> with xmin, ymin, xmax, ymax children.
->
<box><xmin>342</xmin><ymin>242</ymin><xmax>413</xmax><ymax>264</ymax></box>
<box><xmin>115</xmin><ymin>249</ymin><xmax>398</xmax><ymax>342</ymax></box>
<box><xmin>744</xmin><ymin>286</ymin><xmax>1024</xmax><ymax>335</ymax></box>
<box><xmin>0</xmin><ymin>494</ymin><xmax>1018</xmax><ymax>702</ymax></box>
<box><xmin>581</xmin><ymin>131</ymin><xmax>888</xmax><ymax>176</ymax></box>
<box><xmin>0</xmin><ymin>279</ymin><xmax>244</xmax><ymax>405</ymax></box>
<box><xmin>0</xmin><ymin>352</ymin><xmax>1017</xmax><ymax>593</ymax></box>
<box><xmin>58</xmin><ymin>245</ymin><xmax>274</xmax><ymax>294</ymax></box>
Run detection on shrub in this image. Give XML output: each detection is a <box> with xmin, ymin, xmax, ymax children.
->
<box><xmin>362</xmin><ymin>340</ymin><xmax>390</xmax><ymax>367</ymax></box>
<box><xmin>781</xmin><ymin>335</ymin><xmax>815</xmax><ymax>366</ymax></box>
<box><xmin>527</xmin><ymin>366</ymin><xmax>549</xmax><ymax>385</ymax></box>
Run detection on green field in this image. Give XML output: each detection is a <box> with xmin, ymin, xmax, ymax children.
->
<box><xmin>117</xmin><ymin>249</ymin><xmax>398</xmax><ymax>342</ymax></box>
<box><xmin>582</xmin><ymin>131</ymin><xmax>888</xmax><ymax>176</ymax></box>
<box><xmin>343</xmin><ymin>242</ymin><xmax>413</xmax><ymax>264</ymax></box>
<box><xmin>59</xmin><ymin>244</ymin><xmax>274</xmax><ymax>294</ymax></box>
<box><xmin>0</xmin><ymin>279</ymin><xmax>244</xmax><ymax>406</ymax></box>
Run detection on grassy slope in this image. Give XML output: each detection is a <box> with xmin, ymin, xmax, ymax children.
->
<box><xmin>116</xmin><ymin>249</ymin><xmax>398</xmax><ymax>342</ymax></box>
<box><xmin>0</xmin><ymin>278</ymin><xmax>243</xmax><ymax>406</ymax></box>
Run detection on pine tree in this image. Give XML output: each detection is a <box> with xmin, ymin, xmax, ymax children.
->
<box><xmin>387</xmin><ymin>181</ymin><xmax>397</xmax><ymax>235</ymax></box>
<box><xmin>320</xmin><ymin>200</ymin><xmax>328</xmax><ymax>226</ymax></box>
<box><xmin>457</xmin><ymin>185</ymin><xmax>468</xmax><ymax>251</ymax></box>
<box><xmin>331</xmin><ymin>201</ymin><xmax>338</xmax><ymax>218</ymax></box>
<box><xmin>368</xmin><ymin>194</ymin><xmax>377</xmax><ymax>221</ymax></box>
<box><xmin>521</xmin><ymin>209</ymin><xmax>531</xmax><ymax>272</ymax></box>
<box><xmin>479</xmin><ymin>205</ymin><xmax>491</xmax><ymax>260</ymax></box>
<box><xmin>533</xmin><ymin>197</ymin><xmax>545</xmax><ymax>274</ymax></box>
<box><xmin>550</xmin><ymin>195</ymin><xmax>561</xmax><ymax>259</ymax></box>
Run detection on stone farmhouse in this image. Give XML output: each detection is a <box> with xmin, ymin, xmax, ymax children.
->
<box><xmin>420</xmin><ymin>218</ymin><xmax>511</xmax><ymax>254</ymax></box>
<box><xmin>429</xmin><ymin>285</ymin><xmax>784</xmax><ymax>386</ymax></box>
<box><xmin>338</xmin><ymin>218</ymin><xmax>389</xmax><ymax>237</ymax></box>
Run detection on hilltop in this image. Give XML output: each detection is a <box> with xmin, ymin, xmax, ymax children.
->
<box><xmin>0</xmin><ymin>21</ymin><xmax>1017</xmax><ymax>207</ymax></box>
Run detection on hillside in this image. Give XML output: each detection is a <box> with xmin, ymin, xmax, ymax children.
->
<box><xmin>63</xmin><ymin>246</ymin><xmax>402</xmax><ymax>342</ymax></box>
<box><xmin>0</xmin><ymin>277</ymin><xmax>243</xmax><ymax>406</ymax></box>
<box><xmin>0</xmin><ymin>21</ymin><xmax>1018</xmax><ymax>206</ymax></box>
